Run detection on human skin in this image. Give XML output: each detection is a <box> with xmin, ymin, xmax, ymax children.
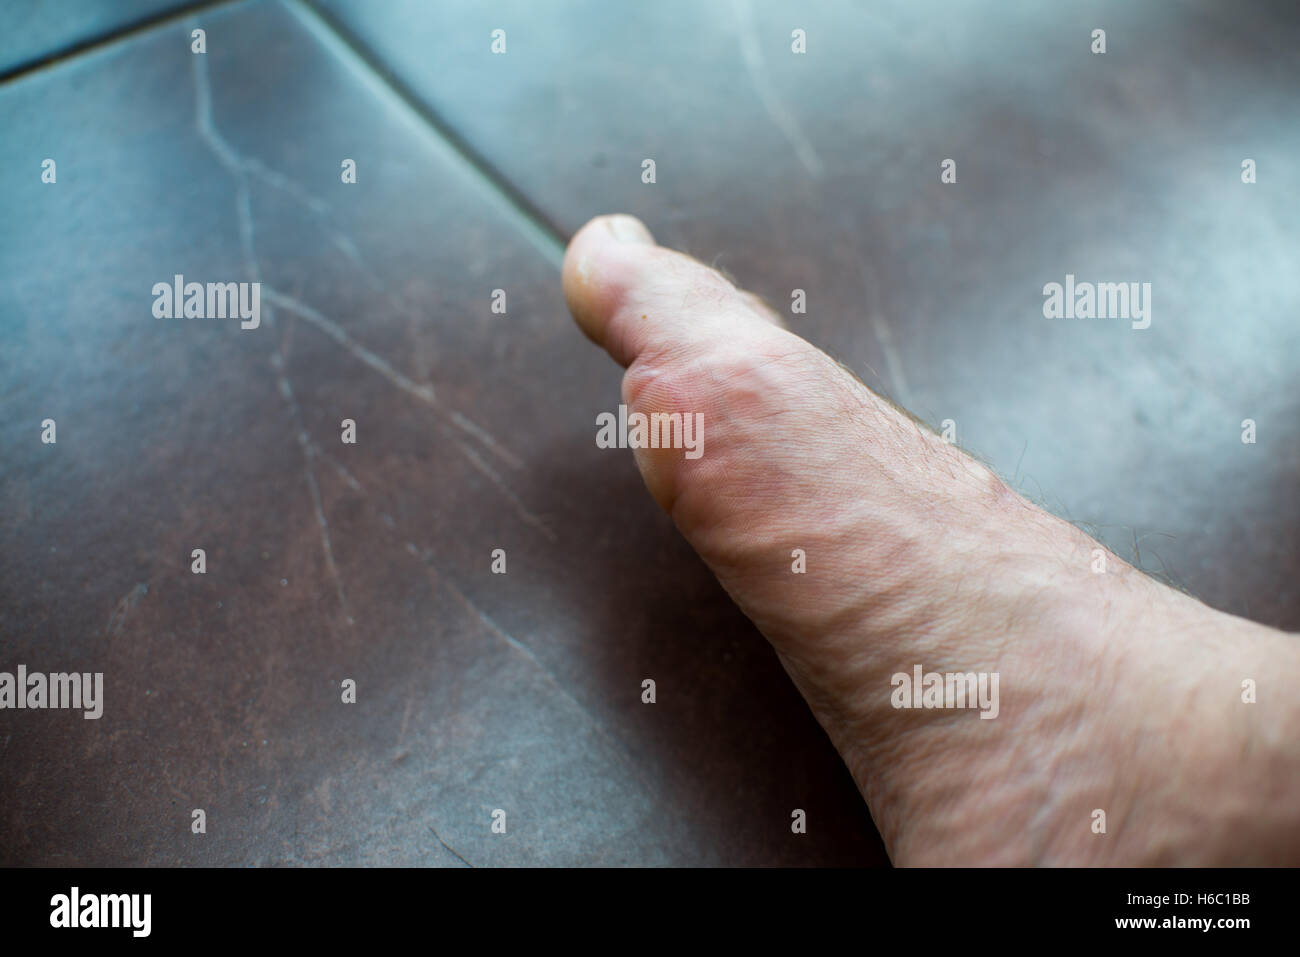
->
<box><xmin>562</xmin><ymin>213</ymin><xmax>1300</xmax><ymax>866</ymax></box>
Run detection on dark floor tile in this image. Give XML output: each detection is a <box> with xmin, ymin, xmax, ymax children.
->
<box><xmin>316</xmin><ymin>0</ymin><xmax>1300</xmax><ymax>627</ymax></box>
<box><xmin>0</xmin><ymin>0</ymin><xmax>884</xmax><ymax>864</ymax></box>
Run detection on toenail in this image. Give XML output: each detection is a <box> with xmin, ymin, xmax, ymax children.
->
<box><xmin>606</xmin><ymin>215</ymin><xmax>654</xmax><ymax>244</ymax></box>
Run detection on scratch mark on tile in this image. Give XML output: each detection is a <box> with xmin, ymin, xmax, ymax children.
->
<box><xmin>293</xmin><ymin>445</ymin><xmax>625</xmax><ymax>784</ymax></box>
<box><xmin>195</xmin><ymin>16</ymin><xmax>446</xmax><ymax>341</ymax></box>
<box><xmin>301</xmin><ymin>445</ymin><xmax>351</xmax><ymax>626</ymax></box>
<box><xmin>196</xmin><ymin>22</ymin><xmax>527</xmax><ymax>474</ymax></box>
<box><xmin>106</xmin><ymin>582</ymin><xmax>149</xmax><ymax>638</ymax></box>
<box><xmin>428</xmin><ymin>823</ymin><xmax>473</xmax><ymax>867</ymax></box>
<box><xmin>193</xmin><ymin>38</ymin><xmax>329</xmax><ymax>216</ymax></box>
<box><xmin>453</xmin><ymin>440</ymin><xmax>555</xmax><ymax>542</ymax></box>
<box><xmin>194</xmin><ymin>47</ymin><xmax>361</xmax><ymax>629</ymax></box>
<box><xmin>260</xmin><ymin>289</ymin><xmax>546</xmax><ymax>534</ymax></box>
<box><xmin>869</xmin><ymin>311</ymin><xmax>911</xmax><ymax>407</ymax></box>
<box><xmin>397</xmin><ymin>693</ymin><xmax>414</xmax><ymax>746</ymax></box>
<box><xmin>435</xmin><ymin>574</ymin><xmax>654</xmax><ymax>799</ymax></box>
<box><xmin>838</xmin><ymin>215</ymin><xmax>913</xmax><ymax>409</ymax></box>
<box><xmin>279</xmin><ymin>369</ymin><xmax>353</xmax><ymax>626</ymax></box>
<box><xmin>314</xmin><ymin>445</ymin><xmax>364</xmax><ymax>493</ymax></box>
<box><xmin>448</xmin><ymin>410</ymin><xmax>523</xmax><ymax>470</ymax></box>
<box><xmin>262</xmin><ymin>288</ymin><xmax>437</xmax><ymax>403</ymax></box>
<box><xmin>732</xmin><ymin>0</ymin><xmax>824</xmax><ymax>178</ymax></box>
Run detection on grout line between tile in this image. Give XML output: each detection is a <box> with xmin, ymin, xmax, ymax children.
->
<box><xmin>289</xmin><ymin>0</ymin><xmax>569</xmax><ymax>270</ymax></box>
<box><xmin>0</xmin><ymin>0</ymin><xmax>247</xmax><ymax>85</ymax></box>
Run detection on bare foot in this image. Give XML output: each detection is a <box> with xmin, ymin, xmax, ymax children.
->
<box><xmin>563</xmin><ymin>213</ymin><xmax>1300</xmax><ymax>866</ymax></box>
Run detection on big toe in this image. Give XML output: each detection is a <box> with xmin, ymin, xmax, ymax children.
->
<box><xmin>563</xmin><ymin>213</ymin><xmax>845</xmax><ymax>523</ymax></box>
<box><xmin>562</xmin><ymin>214</ymin><xmax>784</xmax><ymax>368</ymax></box>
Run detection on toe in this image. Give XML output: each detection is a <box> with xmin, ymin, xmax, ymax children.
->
<box><xmin>562</xmin><ymin>214</ymin><xmax>784</xmax><ymax>367</ymax></box>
